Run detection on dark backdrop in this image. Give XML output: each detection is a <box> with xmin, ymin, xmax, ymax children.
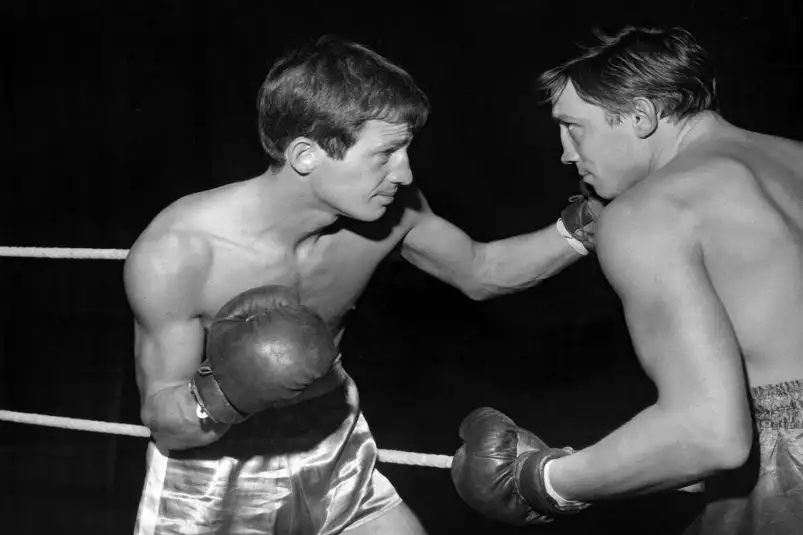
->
<box><xmin>1</xmin><ymin>1</ymin><xmax>801</xmax><ymax>533</ymax></box>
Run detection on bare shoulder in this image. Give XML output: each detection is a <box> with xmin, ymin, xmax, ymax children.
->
<box><xmin>124</xmin><ymin>199</ymin><xmax>216</xmax><ymax>324</ymax></box>
<box><xmin>652</xmin><ymin>151</ymin><xmax>757</xmax><ymax>202</ymax></box>
<box><xmin>396</xmin><ymin>183</ymin><xmax>434</xmax><ymax>227</ymax></box>
<box><xmin>597</xmin><ymin>154</ymin><xmax>757</xmax><ymax>287</ymax></box>
<box><xmin>597</xmin><ymin>190</ymin><xmax>690</xmax><ymax>293</ymax></box>
<box><xmin>606</xmin><ymin>152</ymin><xmax>755</xmax><ymax>222</ymax></box>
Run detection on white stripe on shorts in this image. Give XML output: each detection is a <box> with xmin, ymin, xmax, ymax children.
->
<box><xmin>134</xmin><ymin>442</ymin><xmax>168</xmax><ymax>535</ymax></box>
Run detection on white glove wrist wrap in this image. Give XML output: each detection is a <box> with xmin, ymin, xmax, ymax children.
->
<box><xmin>543</xmin><ymin>459</ymin><xmax>591</xmax><ymax>510</ymax></box>
<box><xmin>556</xmin><ymin>218</ymin><xmax>589</xmax><ymax>256</ymax></box>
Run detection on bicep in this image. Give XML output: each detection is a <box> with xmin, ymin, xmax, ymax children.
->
<box><xmin>124</xmin><ymin>233</ymin><xmax>209</xmax><ymax>399</ymax></box>
<box><xmin>133</xmin><ymin>317</ymin><xmax>205</xmax><ymax>400</ymax></box>
<box><xmin>597</xmin><ymin>201</ymin><xmax>747</xmax><ymax>412</ymax></box>
<box><xmin>400</xmin><ymin>195</ymin><xmax>478</xmax><ymax>285</ymax></box>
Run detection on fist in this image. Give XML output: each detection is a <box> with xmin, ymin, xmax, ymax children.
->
<box><xmin>451</xmin><ymin>407</ymin><xmax>556</xmax><ymax>525</ymax></box>
<box><xmin>191</xmin><ymin>285</ymin><xmax>338</xmax><ymax>424</ymax></box>
<box><xmin>561</xmin><ymin>181</ymin><xmax>605</xmax><ymax>251</ymax></box>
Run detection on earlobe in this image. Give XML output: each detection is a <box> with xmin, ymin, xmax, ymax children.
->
<box><xmin>287</xmin><ymin>138</ymin><xmax>318</xmax><ymax>175</ymax></box>
<box><xmin>632</xmin><ymin>98</ymin><xmax>658</xmax><ymax>139</ymax></box>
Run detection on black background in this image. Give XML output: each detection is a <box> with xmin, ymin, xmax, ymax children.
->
<box><xmin>0</xmin><ymin>1</ymin><xmax>801</xmax><ymax>533</ymax></box>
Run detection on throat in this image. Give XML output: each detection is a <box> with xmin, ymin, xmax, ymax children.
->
<box><xmin>296</xmin><ymin>233</ymin><xmax>333</xmax><ymax>265</ymax></box>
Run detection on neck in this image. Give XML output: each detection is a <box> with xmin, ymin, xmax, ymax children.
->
<box><xmin>243</xmin><ymin>169</ymin><xmax>339</xmax><ymax>248</ymax></box>
<box><xmin>650</xmin><ymin>111</ymin><xmax>715</xmax><ymax>171</ymax></box>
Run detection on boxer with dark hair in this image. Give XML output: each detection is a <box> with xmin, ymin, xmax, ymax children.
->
<box><xmin>125</xmin><ymin>34</ymin><xmax>602</xmax><ymax>535</ymax></box>
<box><xmin>451</xmin><ymin>25</ymin><xmax>803</xmax><ymax>535</ymax></box>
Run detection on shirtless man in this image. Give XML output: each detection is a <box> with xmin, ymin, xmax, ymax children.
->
<box><xmin>123</xmin><ymin>35</ymin><xmax>601</xmax><ymax>534</ymax></box>
<box><xmin>451</xmin><ymin>25</ymin><xmax>803</xmax><ymax>534</ymax></box>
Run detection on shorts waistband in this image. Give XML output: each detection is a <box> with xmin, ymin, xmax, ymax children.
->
<box><xmin>750</xmin><ymin>378</ymin><xmax>803</xmax><ymax>429</ymax></box>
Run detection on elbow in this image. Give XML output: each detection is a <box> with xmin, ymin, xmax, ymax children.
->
<box><xmin>461</xmin><ymin>277</ymin><xmax>543</xmax><ymax>301</ymax></box>
<box><xmin>140</xmin><ymin>406</ymin><xmax>182</xmax><ymax>452</ymax></box>
<box><xmin>461</xmin><ymin>245</ymin><xmax>547</xmax><ymax>301</ymax></box>
<box><xmin>140</xmin><ymin>397</ymin><xmax>176</xmax><ymax>445</ymax></box>
<box><xmin>140</xmin><ymin>402</ymin><xmax>169</xmax><ymax>441</ymax></box>
<box><xmin>140</xmin><ymin>403</ymin><xmax>156</xmax><ymax>430</ymax></box>
<box><xmin>461</xmin><ymin>275</ymin><xmax>517</xmax><ymax>301</ymax></box>
<box><xmin>452</xmin><ymin>262</ymin><xmax>496</xmax><ymax>300</ymax></box>
<box><xmin>691</xmin><ymin>419</ymin><xmax>752</xmax><ymax>473</ymax></box>
<box><xmin>463</xmin><ymin>284</ymin><xmax>495</xmax><ymax>301</ymax></box>
<box><xmin>705</xmin><ymin>428</ymin><xmax>752</xmax><ymax>471</ymax></box>
<box><xmin>462</xmin><ymin>245</ymin><xmax>498</xmax><ymax>301</ymax></box>
<box><xmin>460</xmin><ymin>262</ymin><xmax>519</xmax><ymax>301</ymax></box>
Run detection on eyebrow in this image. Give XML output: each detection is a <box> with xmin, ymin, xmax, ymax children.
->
<box><xmin>376</xmin><ymin>137</ymin><xmax>412</xmax><ymax>151</ymax></box>
<box><xmin>552</xmin><ymin>114</ymin><xmax>580</xmax><ymax>123</ymax></box>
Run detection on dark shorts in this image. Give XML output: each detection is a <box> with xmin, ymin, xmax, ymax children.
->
<box><xmin>683</xmin><ymin>378</ymin><xmax>803</xmax><ymax>535</ymax></box>
<box><xmin>134</xmin><ymin>365</ymin><xmax>401</xmax><ymax>535</ymax></box>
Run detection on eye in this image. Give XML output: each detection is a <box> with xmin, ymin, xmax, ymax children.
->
<box><xmin>377</xmin><ymin>149</ymin><xmax>396</xmax><ymax>163</ymax></box>
<box><xmin>561</xmin><ymin>122</ymin><xmax>582</xmax><ymax>142</ymax></box>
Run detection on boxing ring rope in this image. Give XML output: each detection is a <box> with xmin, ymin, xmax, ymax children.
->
<box><xmin>0</xmin><ymin>246</ymin><xmax>128</xmax><ymax>260</ymax></box>
<box><xmin>0</xmin><ymin>245</ymin><xmax>453</xmax><ymax>470</ymax></box>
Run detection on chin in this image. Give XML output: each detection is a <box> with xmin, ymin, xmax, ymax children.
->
<box><xmin>344</xmin><ymin>206</ymin><xmax>386</xmax><ymax>222</ymax></box>
<box><xmin>597</xmin><ymin>188</ymin><xmax>616</xmax><ymax>201</ymax></box>
<box><xmin>583</xmin><ymin>182</ymin><xmax>606</xmax><ymax>200</ymax></box>
<box><xmin>589</xmin><ymin>181</ymin><xmax>619</xmax><ymax>201</ymax></box>
<box><xmin>362</xmin><ymin>211</ymin><xmax>386</xmax><ymax>222</ymax></box>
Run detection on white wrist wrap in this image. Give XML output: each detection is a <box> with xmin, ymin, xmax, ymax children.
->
<box><xmin>544</xmin><ymin>459</ymin><xmax>590</xmax><ymax>510</ymax></box>
<box><xmin>556</xmin><ymin>219</ymin><xmax>589</xmax><ymax>256</ymax></box>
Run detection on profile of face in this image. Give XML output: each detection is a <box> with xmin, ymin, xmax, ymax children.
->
<box><xmin>307</xmin><ymin>120</ymin><xmax>414</xmax><ymax>221</ymax></box>
<box><xmin>552</xmin><ymin>82</ymin><xmax>650</xmax><ymax>199</ymax></box>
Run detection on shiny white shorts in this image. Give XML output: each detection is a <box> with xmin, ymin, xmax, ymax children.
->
<box><xmin>134</xmin><ymin>367</ymin><xmax>401</xmax><ymax>535</ymax></box>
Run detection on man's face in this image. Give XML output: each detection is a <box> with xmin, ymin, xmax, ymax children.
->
<box><xmin>312</xmin><ymin>120</ymin><xmax>413</xmax><ymax>221</ymax></box>
<box><xmin>551</xmin><ymin>81</ymin><xmax>648</xmax><ymax>199</ymax></box>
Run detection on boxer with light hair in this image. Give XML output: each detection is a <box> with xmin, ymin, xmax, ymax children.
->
<box><xmin>451</xmin><ymin>25</ymin><xmax>803</xmax><ymax>535</ymax></box>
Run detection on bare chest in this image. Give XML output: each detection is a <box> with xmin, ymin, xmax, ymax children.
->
<box><xmin>199</xmin><ymin>229</ymin><xmax>400</xmax><ymax>333</ymax></box>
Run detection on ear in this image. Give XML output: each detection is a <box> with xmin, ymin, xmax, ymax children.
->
<box><xmin>286</xmin><ymin>138</ymin><xmax>320</xmax><ymax>175</ymax></box>
<box><xmin>630</xmin><ymin>97</ymin><xmax>658</xmax><ymax>139</ymax></box>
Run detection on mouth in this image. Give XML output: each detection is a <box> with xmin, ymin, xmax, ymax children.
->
<box><xmin>374</xmin><ymin>193</ymin><xmax>396</xmax><ymax>206</ymax></box>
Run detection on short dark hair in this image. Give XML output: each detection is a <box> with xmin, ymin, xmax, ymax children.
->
<box><xmin>257</xmin><ymin>35</ymin><xmax>430</xmax><ymax>169</ymax></box>
<box><xmin>539</xmin><ymin>26</ymin><xmax>717</xmax><ymax>123</ymax></box>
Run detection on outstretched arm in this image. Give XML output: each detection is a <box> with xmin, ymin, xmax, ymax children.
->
<box><xmin>547</xmin><ymin>191</ymin><xmax>753</xmax><ymax>501</ymax></box>
<box><xmin>400</xmin><ymin>189</ymin><xmax>597</xmax><ymax>300</ymax></box>
<box><xmin>124</xmin><ymin>231</ymin><xmax>230</xmax><ymax>452</ymax></box>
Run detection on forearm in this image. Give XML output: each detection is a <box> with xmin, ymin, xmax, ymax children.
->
<box><xmin>548</xmin><ymin>404</ymin><xmax>725</xmax><ymax>501</ymax></box>
<box><xmin>473</xmin><ymin>224</ymin><xmax>582</xmax><ymax>298</ymax></box>
<box><xmin>142</xmin><ymin>383</ymin><xmax>230</xmax><ymax>451</ymax></box>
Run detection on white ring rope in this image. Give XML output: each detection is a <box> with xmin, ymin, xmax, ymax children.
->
<box><xmin>0</xmin><ymin>245</ymin><xmax>453</xmax><ymax>470</ymax></box>
<box><xmin>0</xmin><ymin>246</ymin><xmax>128</xmax><ymax>260</ymax></box>
<box><xmin>0</xmin><ymin>410</ymin><xmax>452</xmax><ymax>469</ymax></box>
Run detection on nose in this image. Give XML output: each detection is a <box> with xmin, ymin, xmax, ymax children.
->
<box><xmin>559</xmin><ymin>128</ymin><xmax>579</xmax><ymax>165</ymax></box>
<box><xmin>388</xmin><ymin>151</ymin><xmax>413</xmax><ymax>186</ymax></box>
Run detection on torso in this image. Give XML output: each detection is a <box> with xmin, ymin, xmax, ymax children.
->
<box><xmin>633</xmin><ymin>117</ymin><xmax>803</xmax><ymax>386</ymax></box>
<box><xmin>143</xmin><ymin>180</ymin><xmax>418</xmax><ymax>345</ymax></box>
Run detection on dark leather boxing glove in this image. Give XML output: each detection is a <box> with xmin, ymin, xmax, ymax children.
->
<box><xmin>559</xmin><ymin>181</ymin><xmax>605</xmax><ymax>253</ymax></box>
<box><xmin>451</xmin><ymin>407</ymin><xmax>586</xmax><ymax>525</ymax></box>
<box><xmin>190</xmin><ymin>285</ymin><xmax>338</xmax><ymax>425</ymax></box>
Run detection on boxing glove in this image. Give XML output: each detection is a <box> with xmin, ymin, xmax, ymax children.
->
<box><xmin>190</xmin><ymin>285</ymin><xmax>338</xmax><ymax>425</ymax></box>
<box><xmin>559</xmin><ymin>181</ymin><xmax>605</xmax><ymax>253</ymax></box>
<box><xmin>451</xmin><ymin>407</ymin><xmax>585</xmax><ymax>525</ymax></box>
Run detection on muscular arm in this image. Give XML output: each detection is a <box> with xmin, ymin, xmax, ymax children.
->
<box><xmin>547</xmin><ymin>190</ymin><xmax>753</xmax><ymax>501</ymax></box>
<box><xmin>401</xmin><ymin>190</ymin><xmax>582</xmax><ymax>300</ymax></box>
<box><xmin>124</xmin><ymin>231</ymin><xmax>230</xmax><ymax>452</ymax></box>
